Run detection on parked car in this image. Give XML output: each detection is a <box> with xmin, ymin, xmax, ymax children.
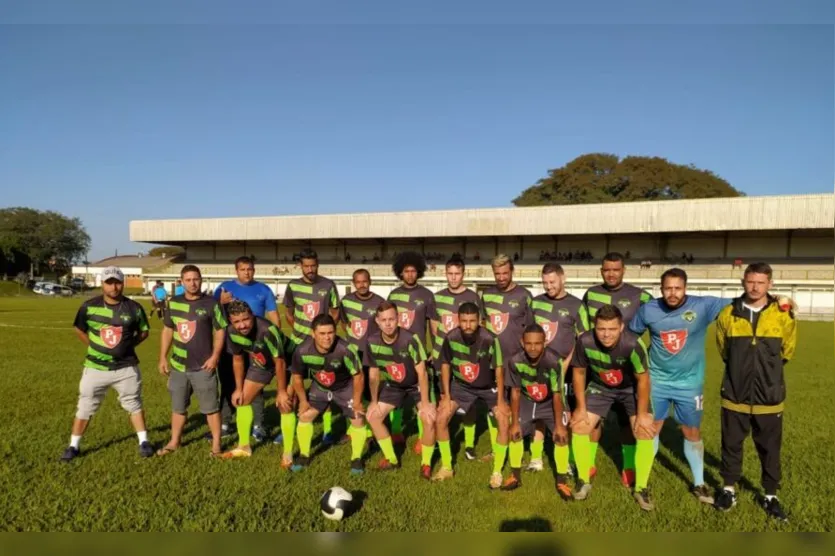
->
<box><xmin>32</xmin><ymin>282</ymin><xmax>53</xmax><ymax>294</ymax></box>
<box><xmin>44</xmin><ymin>285</ymin><xmax>74</xmax><ymax>296</ymax></box>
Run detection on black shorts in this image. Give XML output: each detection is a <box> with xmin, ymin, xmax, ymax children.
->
<box><xmin>450</xmin><ymin>381</ymin><xmax>498</xmax><ymax>414</ymax></box>
<box><xmin>308</xmin><ymin>383</ymin><xmax>358</xmax><ymax>418</ymax></box>
<box><xmin>245</xmin><ymin>367</ymin><xmax>274</xmax><ymax>386</ymax></box>
<box><xmin>379</xmin><ymin>383</ymin><xmax>421</xmax><ymax>408</ymax></box>
<box><xmin>519</xmin><ymin>396</ymin><xmax>557</xmax><ymax>438</ymax></box>
<box><xmin>586</xmin><ymin>384</ymin><xmax>637</xmax><ymax>420</ymax></box>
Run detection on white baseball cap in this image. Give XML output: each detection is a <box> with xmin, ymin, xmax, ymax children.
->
<box><xmin>101</xmin><ymin>266</ymin><xmax>125</xmax><ymax>283</ymax></box>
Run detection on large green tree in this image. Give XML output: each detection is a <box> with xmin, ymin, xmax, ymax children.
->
<box><xmin>0</xmin><ymin>207</ymin><xmax>91</xmax><ymax>276</ymax></box>
<box><xmin>512</xmin><ymin>153</ymin><xmax>744</xmax><ymax>206</ymax></box>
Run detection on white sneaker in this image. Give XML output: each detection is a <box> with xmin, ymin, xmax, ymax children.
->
<box><xmin>526</xmin><ymin>458</ymin><xmax>544</xmax><ymax>472</ymax></box>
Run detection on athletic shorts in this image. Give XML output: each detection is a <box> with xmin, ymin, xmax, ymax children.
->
<box><xmin>519</xmin><ymin>396</ymin><xmax>556</xmax><ymax>438</ymax></box>
<box><xmin>450</xmin><ymin>381</ymin><xmax>498</xmax><ymax>414</ymax></box>
<box><xmin>168</xmin><ymin>369</ymin><xmax>220</xmax><ymax>415</ymax></box>
<box><xmin>651</xmin><ymin>382</ymin><xmax>703</xmax><ymax>427</ymax></box>
<box><xmin>246</xmin><ymin>367</ymin><xmax>274</xmax><ymax>386</ymax></box>
<box><xmin>379</xmin><ymin>382</ymin><xmax>421</xmax><ymax>409</ymax></box>
<box><xmin>309</xmin><ymin>383</ymin><xmax>358</xmax><ymax>418</ymax></box>
<box><xmin>586</xmin><ymin>384</ymin><xmax>637</xmax><ymax>421</ymax></box>
<box><xmin>76</xmin><ymin>365</ymin><xmax>143</xmax><ymax>419</ymax></box>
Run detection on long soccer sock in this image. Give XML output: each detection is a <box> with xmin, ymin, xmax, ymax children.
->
<box><xmin>417</xmin><ymin>416</ymin><xmax>424</xmax><ymax>439</ymax></box>
<box><xmin>421</xmin><ymin>442</ymin><xmax>435</xmax><ymax>466</ymax></box>
<box><xmin>530</xmin><ymin>438</ymin><xmax>544</xmax><ymax>461</ymax></box>
<box><xmin>683</xmin><ymin>439</ymin><xmax>706</xmax><ymax>486</ymax></box>
<box><xmin>235</xmin><ymin>405</ymin><xmax>254</xmax><ymax>448</ymax></box>
<box><xmin>487</xmin><ymin>415</ymin><xmax>498</xmax><ymax>451</ymax></box>
<box><xmin>589</xmin><ymin>441</ymin><xmax>599</xmax><ymax>467</ymax></box>
<box><xmin>297</xmin><ymin>421</ymin><xmax>314</xmax><ymax>457</ymax></box>
<box><xmin>622</xmin><ymin>443</ymin><xmax>636</xmax><ymax>472</ymax></box>
<box><xmin>322</xmin><ymin>409</ymin><xmax>333</xmax><ymax>436</ymax></box>
<box><xmin>568</xmin><ymin>443</ymin><xmax>576</xmax><ymax>466</ymax></box>
<box><xmin>438</xmin><ymin>440</ymin><xmax>453</xmax><ymax>469</ymax></box>
<box><xmin>635</xmin><ymin>439</ymin><xmax>656</xmax><ymax>490</ymax></box>
<box><xmin>378</xmin><ymin>436</ymin><xmax>398</xmax><ymax>464</ymax></box>
<box><xmin>280</xmin><ymin>413</ymin><xmax>297</xmax><ymax>458</ymax></box>
<box><xmin>554</xmin><ymin>444</ymin><xmax>570</xmax><ymax>474</ymax></box>
<box><xmin>572</xmin><ymin>434</ymin><xmax>591</xmax><ymax>483</ymax></box>
<box><xmin>464</xmin><ymin>423</ymin><xmax>476</xmax><ymax>449</ymax></box>
<box><xmin>390</xmin><ymin>409</ymin><xmax>403</xmax><ymax>436</ymax></box>
<box><xmin>493</xmin><ymin>443</ymin><xmax>508</xmax><ymax>474</ymax></box>
<box><xmin>349</xmin><ymin>425</ymin><xmax>366</xmax><ymax>460</ymax></box>
<box><xmin>509</xmin><ymin>440</ymin><xmax>524</xmax><ymax>469</ymax></box>
<box><xmin>366</xmin><ymin>424</ymin><xmax>373</xmax><ymax>438</ymax></box>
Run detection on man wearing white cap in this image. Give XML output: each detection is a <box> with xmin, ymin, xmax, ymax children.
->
<box><xmin>61</xmin><ymin>266</ymin><xmax>155</xmax><ymax>462</ymax></box>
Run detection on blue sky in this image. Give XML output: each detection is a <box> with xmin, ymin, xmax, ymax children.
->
<box><xmin>1</xmin><ymin>2</ymin><xmax>833</xmax><ymax>260</ymax></box>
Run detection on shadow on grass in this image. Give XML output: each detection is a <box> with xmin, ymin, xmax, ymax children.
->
<box><xmin>499</xmin><ymin>516</ymin><xmax>555</xmax><ymax>532</ymax></box>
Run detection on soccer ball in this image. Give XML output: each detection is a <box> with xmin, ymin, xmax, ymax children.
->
<box><xmin>320</xmin><ymin>486</ymin><xmax>353</xmax><ymax>521</ymax></box>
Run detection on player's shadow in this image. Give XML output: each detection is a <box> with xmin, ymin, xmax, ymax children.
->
<box><xmin>498</xmin><ymin>517</ymin><xmax>555</xmax><ymax>532</ymax></box>
<box><xmin>79</xmin><ymin>413</ymin><xmax>206</xmax><ymax>456</ymax></box>
<box><xmin>344</xmin><ymin>490</ymin><xmax>367</xmax><ymax>520</ymax></box>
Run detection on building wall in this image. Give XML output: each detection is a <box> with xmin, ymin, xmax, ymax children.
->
<box><xmin>666</xmin><ymin>235</ymin><xmax>725</xmax><ymax>259</ymax></box>
<box><xmin>790</xmin><ymin>231</ymin><xmax>833</xmax><ymax>258</ymax></box>
<box><xmin>609</xmin><ymin>235</ymin><xmax>658</xmax><ymax>258</ymax></box>
<box><xmin>186</xmin><ymin>244</ymin><xmax>214</xmax><ymax>260</ymax></box>
<box><xmin>727</xmin><ymin>231</ymin><xmax>789</xmax><ymax>259</ymax></box>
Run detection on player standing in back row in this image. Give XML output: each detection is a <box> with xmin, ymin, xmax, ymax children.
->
<box><xmin>579</xmin><ymin>252</ymin><xmax>652</xmax><ymax>487</ymax></box>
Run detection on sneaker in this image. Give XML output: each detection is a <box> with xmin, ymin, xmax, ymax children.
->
<box><xmin>321</xmin><ymin>433</ymin><xmax>336</xmax><ymax>446</ymax></box>
<box><xmin>555</xmin><ymin>475</ymin><xmax>573</xmax><ymax>501</ymax></box>
<box><xmin>290</xmin><ymin>455</ymin><xmax>310</xmax><ymax>472</ymax></box>
<box><xmin>526</xmin><ymin>458</ymin><xmax>544</xmax><ymax>472</ymax></box>
<box><xmin>221</xmin><ymin>446</ymin><xmax>253</xmax><ymax>459</ymax></box>
<box><xmin>420</xmin><ymin>464</ymin><xmax>432</xmax><ymax>480</ymax></box>
<box><xmin>272</xmin><ymin>433</ymin><xmax>284</xmax><ymax>445</ymax></box>
<box><xmin>633</xmin><ymin>488</ymin><xmax>654</xmax><ymax>511</ymax></box>
<box><xmin>350</xmin><ymin>458</ymin><xmax>365</xmax><ymax>475</ymax></box>
<box><xmin>713</xmin><ymin>488</ymin><xmax>737</xmax><ymax>512</ymax></box>
<box><xmin>489</xmin><ymin>472</ymin><xmax>503</xmax><ymax>490</ymax></box>
<box><xmin>377</xmin><ymin>459</ymin><xmax>400</xmax><ymax>472</ymax></box>
<box><xmin>692</xmin><ymin>484</ymin><xmax>714</xmax><ymax>505</ymax></box>
<box><xmin>432</xmin><ymin>467</ymin><xmax>454</xmax><ymax>482</ymax></box>
<box><xmin>500</xmin><ymin>474</ymin><xmax>521</xmax><ymax>491</ymax></box>
<box><xmin>573</xmin><ymin>480</ymin><xmax>593</xmax><ymax>501</ymax></box>
<box><xmin>251</xmin><ymin>426</ymin><xmax>268</xmax><ymax>443</ymax></box>
<box><xmin>464</xmin><ymin>447</ymin><xmax>477</xmax><ymax>461</ymax></box>
<box><xmin>621</xmin><ymin>469</ymin><xmax>636</xmax><ymax>489</ymax></box>
<box><xmin>60</xmin><ymin>446</ymin><xmax>79</xmax><ymax>463</ymax></box>
<box><xmin>762</xmin><ymin>497</ymin><xmax>788</xmax><ymax>522</ymax></box>
<box><xmin>138</xmin><ymin>441</ymin><xmax>155</xmax><ymax>458</ymax></box>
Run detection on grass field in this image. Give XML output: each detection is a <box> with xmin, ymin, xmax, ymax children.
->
<box><xmin>0</xmin><ymin>296</ymin><xmax>832</xmax><ymax>532</ymax></box>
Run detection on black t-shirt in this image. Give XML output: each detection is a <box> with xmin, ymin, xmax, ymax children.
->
<box><xmin>164</xmin><ymin>294</ymin><xmax>227</xmax><ymax>372</ymax></box>
<box><xmin>439</xmin><ymin>327</ymin><xmax>502</xmax><ymax>389</ymax></box>
<box><xmin>73</xmin><ymin>296</ymin><xmax>150</xmax><ymax>370</ymax></box>
<box><xmin>571</xmin><ymin>330</ymin><xmax>649</xmax><ymax>390</ymax></box>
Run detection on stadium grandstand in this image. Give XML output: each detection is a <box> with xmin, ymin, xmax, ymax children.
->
<box><xmin>131</xmin><ymin>193</ymin><xmax>835</xmax><ymax>319</ymax></box>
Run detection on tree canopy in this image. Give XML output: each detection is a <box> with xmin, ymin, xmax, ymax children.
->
<box><xmin>512</xmin><ymin>153</ymin><xmax>744</xmax><ymax>207</ymax></box>
<box><xmin>0</xmin><ymin>207</ymin><xmax>91</xmax><ymax>275</ymax></box>
<box><xmin>147</xmin><ymin>245</ymin><xmax>184</xmax><ymax>258</ymax></box>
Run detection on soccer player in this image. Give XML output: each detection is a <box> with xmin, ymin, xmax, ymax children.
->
<box><xmin>388</xmin><ymin>251</ymin><xmax>436</xmax><ymax>451</ymax></box>
<box><xmin>570</xmin><ymin>305</ymin><xmax>657</xmax><ymax>511</ymax></box>
<box><xmin>221</xmin><ymin>300</ymin><xmax>291</xmax><ymax>461</ymax></box>
<box><xmin>364</xmin><ymin>302</ymin><xmax>436</xmax><ymax>478</ymax></box>
<box><xmin>430</xmin><ymin>256</ymin><xmax>482</xmax><ymax>460</ymax></box>
<box><xmin>339</xmin><ymin>268</ymin><xmax>385</xmax><ymax>404</ymax></box>
<box><xmin>579</xmin><ymin>252</ymin><xmax>652</xmax><ymax>486</ymax></box>
<box><xmin>157</xmin><ymin>265</ymin><xmax>227</xmax><ymax>457</ymax></box>
<box><xmin>503</xmin><ymin>324</ymin><xmax>571</xmax><ymax>499</ymax></box>
<box><xmin>215</xmin><ymin>256</ymin><xmax>279</xmax><ymax>443</ymax></box>
<box><xmin>714</xmin><ymin>263</ymin><xmax>797</xmax><ymax>521</ymax></box>
<box><xmin>289</xmin><ymin>314</ymin><xmax>366</xmax><ymax>474</ymax></box>
<box><xmin>282</xmin><ymin>248</ymin><xmax>340</xmax><ymax>444</ymax></box>
<box><xmin>433</xmin><ymin>302</ymin><xmax>509</xmax><ymax>488</ymax></box>
<box><xmin>61</xmin><ymin>266</ymin><xmax>154</xmax><ymax>462</ymax></box>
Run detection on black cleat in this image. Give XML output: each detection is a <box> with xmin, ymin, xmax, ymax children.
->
<box><xmin>762</xmin><ymin>497</ymin><xmax>788</xmax><ymax>522</ymax></box>
<box><xmin>138</xmin><ymin>441</ymin><xmax>155</xmax><ymax>458</ymax></box>
<box><xmin>290</xmin><ymin>455</ymin><xmax>311</xmax><ymax>472</ymax></box>
<box><xmin>60</xmin><ymin>446</ymin><xmax>79</xmax><ymax>463</ymax></box>
<box><xmin>464</xmin><ymin>447</ymin><xmax>477</xmax><ymax>461</ymax></box>
<box><xmin>713</xmin><ymin>488</ymin><xmax>737</xmax><ymax>512</ymax></box>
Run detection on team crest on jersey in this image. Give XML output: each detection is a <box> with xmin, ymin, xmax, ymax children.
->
<box><xmin>490</xmin><ymin>313</ymin><xmax>509</xmax><ymax>334</ymax></box>
<box><xmin>316</xmin><ymin>370</ymin><xmax>336</xmax><ymax>387</ymax></box>
<box><xmin>682</xmin><ymin>310</ymin><xmax>697</xmax><ymax>323</ymax></box>
<box><xmin>398</xmin><ymin>309</ymin><xmax>415</xmax><ymax>329</ymax></box>
<box><xmin>661</xmin><ymin>329</ymin><xmax>688</xmax><ymax>355</ymax></box>
<box><xmin>119</xmin><ymin>314</ymin><xmax>132</xmax><ymax>323</ymax></box>
<box><xmin>526</xmin><ymin>383</ymin><xmax>548</xmax><ymax>402</ymax></box>
<box><xmin>386</xmin><ymin>363</ymin><xmax>406</xmax><ymax>383</ymax></box>
<box><xmin>254</xmin><ymin>342</ymin><xmax>264</xmax><ymax>350</ymax></box>
<box><xmin>558</xmin><ymin>308</ymin><xmax>570</xmax><ymax>318</ymax></box>
<box><xmin>330</xmin><ymin>360</ymin><xmax>342</xmax><ymax>370</ymax></box>
<box><xmin>251</xmin><ymin>352</ymin><xmax>267</xmax><ymax>367</ymax></box>
<box><xmin>441</xmin><ymin>313</ymin><xmax>459</xmax><ymax>331</ymax></box>
<box><xmin>366</xmin><ymin>308</ymin><xmax>376</xmax><ymax>316</ymax></box>
<box><xmin>616</xmin><ymin>357</ymin><xmax>627</xmax><ymax>365</ymax></box>
<box><xmin>459</xmin><ymin>363</ymin><xmax>480</xmax><ymax>383</ymax></box>
<box><xmin>302</xmin><ymin>301</ymin><xmax>320</xmax><ymax>320</ymax></box>
<box><xmin>318</xmin><ymin>289</ymin><xmax>329</xmax><ymax>298</ymax></box>
<box><xmin>599</xmin><ymin>368</ymin><xmax>623</xmax><ymax>387</ymax></box>
<box><xmin>350</xmin><ymin>319</ymin><xmax>368</xmax><ymax>339</ymax></box>
<box><xmin>100</xmin><ymin>326</ymin><xmax>123</xmax><ymax>348</ymax></box>
<box><xmin>508</xmin><ymin>300</ymin><xmax>520</xmax><ymax>309</ymax></box>
<box><xmin>195</xmin><ymin>308</ymin><xmax>208</xmax><ymax>317</ymax></box>
<box><xmin>477</xmin><ymin>350</ymin><xmax>488</xmax><ymax>359</ymax></box>
<box><xmin>177</xmin><ymin>321</ymin><xmax>197</xmax><ymax>343</ymax></box>
<box><xmin>415</xmin><ymin>299</ymin><xmax>424</xmax><ymax>306</ymax></box>
<box><xmin>541</xmin><ymin>321</ymin><xmax>559</xmax><ymax>344</ymax></box>
<box><xmin>617</xmin><ymin>298</ymin><xmax>632</xmax><ymax>309</ymax></box>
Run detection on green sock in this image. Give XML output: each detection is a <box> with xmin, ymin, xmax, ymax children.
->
<box><xmin>366</xmin><ymin>424</ymin><xmax>373</xmax><ymax>438</ymax></box>
<box><xmin>487</xmin><ymin>415</ymin><xmax>498</xmax><ymax>451</ymax></box>
<box><xmin>622</xmin><ymin>443</ymin><xmax>636</xmax><ymax>471</ymax></box>
<box><xmin>297</xmin><ymin>421</ymin><xmax>314</xmax><ymax>457</ymax></box>
<box><xmin>463</xmin><ymin>424</ymin><xmax>476</xmax><ymax>449</ymax></box>
<box><xmin>530</xmin><ymin>439</ymin><xmax>544</xmax><ymax>460</ymax></box>
<box><xmin>322</xmin><ymin>409</ymin><xmax>332</xmax><ymax>435</ymax></box>
<box><xmin>493</xmin><ymin>443</ymin><xmax>508</xmax><ymax>474</ymax></box>
<box><xmin>439</xmin><ymin>440</ymin><xmax>453</xmax><ymax>469</ymax></box>
<box><xmin>554</xmin><ymin>444</ymin><xmax>570</xmax><ymax>474</ymax></box>
<box><xmin>568</xmin><ymin>442</ymin><xmax>576</xmax><ymax>466</ymax></box>
<box><xmin>421</xmin><ymin>442</ymin><xmax>435</xmax><ymax>466</ymax></box>
<box><xmin>635</xmin><ymin>439</ymin><xmax>655</xmax><ymax>490</ymax></box>
<box><xmin>390</xmin><ymin>409</ymin><xmax>403</xmax><ymax>435</ymax></box>
<box><xmin>378</xmin><ymin>436</ymin><xmax>398</xmax><ymax>464</ymax></box>
<box><xmin>280</xmin><ymin>412</ymin><xmax>297</xmax><ymax>458</ymax></box>
<box><xmin>349</xmin><ymin>425</ymin><xmax>366</xmax><ymax>460</ymax></box>
<box><xmin>235</xmin><ymin>404</ymin><xmax>253</xmax><ymax>448</ymax></box>
<box><xmin>417</xmin><ymin>416</ymin><xmax>424</xmax><ymax>439</ymax></box>
<box><xmin>572</xmin><ymin>434</ymin><xmax>591</xmax><ymax>482</ymax></box>
<box><xmin>509</xmin><ymin>440</ymin><xmax>524</xmax><ymax>468</ymax></box>
<box><xmin>589</xmin><ymin>441</ymin><xmax>599</xmax><ymax>466</ymax></box>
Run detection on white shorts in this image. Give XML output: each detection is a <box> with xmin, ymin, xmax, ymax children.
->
<box><xmin>76</xmin><ymin>365</ymin><xmax>143</xmax><ymax>419</ymax></box>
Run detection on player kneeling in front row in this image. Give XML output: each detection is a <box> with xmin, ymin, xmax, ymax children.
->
<box><xmin>291</xmin><ymin>315</ymin><xmax>366</xmax><ymax>474</ymax></box>
<box><xmin>433</xmin><ymin>302</ymin><xmax>510</xmax><ymax>487</ymax></box>
<box><xmin>365</xmin><ymin>301</ymin><xmax>437</xmax><ymax>478</ymax></box>
<box><xmin>503</xmin><ymin>324</ymin><xmax>571</xmax><ymax>499</ymax></box>
<box><xmin>221</xmin><ymin>300</ymin><xmax>294</xmax><ymax>461</ymax></box>
<box><xmin>570</xmin><ymin>305</ymin><xmax>657</xmax><ymax>511</ymax></box>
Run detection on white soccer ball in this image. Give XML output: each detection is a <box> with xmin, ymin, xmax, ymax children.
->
<box><xmin>320</xmin><ymin>486</ymin><xmax>353</xmax><ymax>521</ymax></box>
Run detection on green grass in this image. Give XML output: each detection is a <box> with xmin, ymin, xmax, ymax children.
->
<box><xmin>0</xmin><ymin>281</ymin><xmax>34</xmax><ymax>296</ymax></box>
<box><xmin>0</xmin><ymin>296</ymin><xmax>832</xmax><ymax>532</ymax></box>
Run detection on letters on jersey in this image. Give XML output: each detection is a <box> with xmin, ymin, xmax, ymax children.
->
<box><xmin>442</xmin><ymin>313</ymin><xmax>458</xmax><ymax>331</ymax></box>
<box><xmin>526</xmin><ymin>383</ymin><xmax>548</xmax><ymax>402</ymax></box>
<box><xmin>459</xmin><ymin>362</ymin><xmax>480</xmax><ymax>384</ymax></box>
<box><xmin>350</xmin><ymin>319</ymin><xmax>368</xmax><ymax>340</ymax></box>
<box><xmin>316</xmin><ymin>370</ymin><xmax>336</xmax><ymax>387</ymax></box>
<box><xmin>386</xmin><ymin>362</ymin><xmax>406</xmax><ymax>383</ymax></box>
<box><xmin>178</xmin><ymin>321</ymin><xmax>197</xmax><ymax>343</ymax></box>
<box><xmin>490</xmin><ymin>313</ymin><xmax>509</xmax><ymax>334</ymax></box>
<box><xmin>541</xmin><ymin>321</ymin><xmax>558</xmax><ymax>344</ymax></box>
<box><xmin>661</xmin><ymin>329</ymin><xmax>688</xmax><ymax>355</ymax></box>
<box><xmin>251</xmin><ymin>352</ymin><xmax>267</xmax><ymax>367</ymax></box>
<box><xmin>303</xmin><ymin>301</ymin><xmax>320</xmax><ymax>320</ymax></box>
<box><xmin>100</xmin><ymin>325</ymin><xmax>123</xmax><ymax>348</ymax></box>
<box><xmin>600</xmin><ymin>368</ymin><xmax>623</xmax><ymax>387</ymax></box>
<box><xmin>398</xmin><ymin>309</ymin><xmax>415</xmax><ymax>330</ymax></box>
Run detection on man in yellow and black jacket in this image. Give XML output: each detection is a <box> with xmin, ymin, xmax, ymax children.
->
<box><xmin>713</xmin><ymin>263</ymin><xmax>797</xmax><ymax>522</ymax></box>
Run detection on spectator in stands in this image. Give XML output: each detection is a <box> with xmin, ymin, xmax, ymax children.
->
<box><xmin>625</xmin><ymin>250</ymin><xmax>631</xmax><ymax>260</ymax></box>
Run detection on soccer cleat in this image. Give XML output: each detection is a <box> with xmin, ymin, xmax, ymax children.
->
<box><xmin>350</xmin><ymin>459</ymin><xmax>365</xmax><ymax>475</ymax></box>
<box><xmin>138</xmin><ymin>441</ymin><xmax>155</xmax><ymax>458</ymax></box>
<box><xmin>420</xmin><ymin>464</ymin><xmax>432</xmax><ymax>480</ymax></box>
<box><xmin>567</xmin><ymin>464</ymin><xmax>576</xmax><ymax>478</ymax></box>
<box><xmin>338</xmin><ymin>434</ymin><xmax>351</xmax><ymax>446</ymax></box>
<box><xmin>413</xmin><ymin>441</ymin><xmax>423</xmax><ymax>455</ymax></box>
<box><xmin>290</xmin><ymin>455</ymin><xmax>310</xmax><ymax>472</ymax></box>
<box><xmin>60</xmin><ymin>446</ymin><xmax>80</xmax><ymax>463</ymax></box>
<box><xmin>692</xmin><ymin>484</ymin><xmax>714</xmax><ymax>505</ymax></box>
<box><xmin>464</xmin><ymin>447</ymin><xmax>477</xmax><ymax>461</ymax></box>
<box><xmin>377</xmin><ymin>459</ymin><xmax>400</xmax><ymax>472</ymax></box>
<box><xmin>633</xmin><ymin>488</ymin><xmax>654</xmax><ymax>511</ymax></box>
<box><xmin>221</xmin><ymin>446</ymin><xmax>252</xmax><ymax>459</ymax></box>
<box><xmin>589</xmin><ymin>466</ymin><xmax>598</xmax><ymax>480</ymax></box>
<box><xmin>573</xmin><ymin>480</ymin><xmax>593</xmax><ymax>501</ymax></box>
<box><xmin>251</xmin><ymin>426</ymin><xmax>268</xmax><ymax>443</ymax></box>
<box><xmin>500</xmin><ymin>474</ymin><xmax>521</xmax><ymax>491</ymax></box>
<box><xmin>526</xmin><ymin>458</ymin><xmax>544</xmax><ymax>472</ymax></box>
<box><xmin>555</xmin><ymin>475</ymin><xmax>573</xmax><ymax>501</ymax></box>
<box><xmin>321</xmin><ymin>433</ymin><xmax>336</xmax><ymax>446</ymax></box>
<box><xmin>280</xmin><ymin>455</ymin><xmax>293</xmax><ymax>470</ymax></box>
<box><xmin>621</xmin><ymin>469</ymin><xmax>636</xmax><ymax>489</ymax></box>
<box><xmin>432</xmin><ymin>467</ymin><xmax>454</xmax><ymax>482</ymax></box>
<box><xmin>489</xmin><ymin>472</ymin><xmax>503</xmax><ymax>490</ymax></box>
<box><xmin>391</xmin><ymin>433</ymin><xmax>406</xmax><ymax>445</ymax></box>
<box><xmin>762</xmin><ymin>497</ymin><xmax>788</xmax><ymax>522</ymax></box>
<box><xmin>713</xmin><ymin>488</ymin><xmax>737</xmax><ymax>512</ymax></box>
<box><xmin>272</xmin><ymin>433</ymin><xmax>284</xmax><ymax>445</ymax></box>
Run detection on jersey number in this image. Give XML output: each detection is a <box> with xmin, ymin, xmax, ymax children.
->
<box><xmin>694</xmin><ymin>395</ymin><xmax>704</xmax><ymax>411</ymax></box>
